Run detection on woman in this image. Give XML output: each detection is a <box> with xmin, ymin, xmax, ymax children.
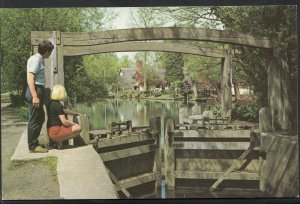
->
<box><xmin>46</xmin><ymin>84</ymin><xmax>82</xmax><ymax>147</ymax></box>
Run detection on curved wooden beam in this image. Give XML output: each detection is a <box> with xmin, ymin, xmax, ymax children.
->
<box><xmin>31</xmin><ymin>27</ymin><xmax>272</xmax><ymax>48</ymax></box>
<box><xmin>63</xmin><ymin>41</ymin><xmax>229</xmax><ymax>58</ymax></box>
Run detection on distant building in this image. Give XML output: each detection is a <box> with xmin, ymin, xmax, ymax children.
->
<box><xmin>118</xmin><ymin>60</ymin><xmax>145</xmax><ymax>91</ymax></box>
<box><xmin>119</xmin><ymin>60</ymin><xmax>168</xmax><ymax>91</ymax></box>
<box><xmin>133</xmin><ymin>60</ymin><xmax>145</xmax><ymax>91</ymax></box>
<box><xmin>118</xmin><ymin>68</ymin><xmax>136</xmax><ymax>90</ymax></box>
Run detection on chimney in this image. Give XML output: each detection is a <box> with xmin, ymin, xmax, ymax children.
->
<box><xmin>135</xmin><ymin>60</ymin><xmax>143</xmax><ymax>72</ymax></box>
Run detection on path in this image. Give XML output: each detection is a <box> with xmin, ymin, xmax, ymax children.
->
<box><xmin>2</xmin><ymin>102</ymin><xmax>118</xmax><ymax>200</ymax></box>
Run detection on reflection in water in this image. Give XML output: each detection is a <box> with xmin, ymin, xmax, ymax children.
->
<box><xmin>74</xmin><ymin>99</ymin><xmax>183</xmax><ymax>130</ymax></box>
<box><xmin>74</xmin><ymin>99</ymin><xmax>207</xmax><ymax>146</ymax></box>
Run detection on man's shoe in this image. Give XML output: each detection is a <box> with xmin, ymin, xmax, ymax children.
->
<box><xmin>30</xmin><ymin>145</ymin><xmax>48</xmax><ymax>153</ymax></box>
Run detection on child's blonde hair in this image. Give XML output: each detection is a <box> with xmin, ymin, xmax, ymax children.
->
<box><xmin>51</xmin><ymin>84</ymin><xmax>67</xmax><ymax>101</ymax></box>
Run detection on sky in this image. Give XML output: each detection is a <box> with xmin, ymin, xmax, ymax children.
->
<box><xmin>110</xmin><ymin>7</ymin><xmax>137</xmax><ymax>59</ymax></box>
<box><xmin>112</xmin><ymin>7</ymin><xmax>132</xmax><ymax>29</ymax></box>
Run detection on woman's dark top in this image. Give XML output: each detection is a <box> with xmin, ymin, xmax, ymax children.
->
<box><xmin>46</xmin><ymin>100</ymin><xmax>65</xmax><ymax>128</ymax></box>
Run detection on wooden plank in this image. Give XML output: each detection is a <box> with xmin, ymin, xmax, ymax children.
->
<box><xmin>60</xmin><ymin>27</ymin><xmax>272</xmax><ymax>48</ymax></box>
<box><xmin>90</xmin><ymin>130</ymin><xmax>108</xmax><ymax>136</ymax></box>
<box><xmin>175</xmin><ymin>170</ymin><xmax>259</xmax><ymax>180</ymax></box>
<box><xmin>118</xmin><ymin>172</ymin><xmax>157</xmax><ymax>189</ymax></box>
<box><xmin>177</xmin><ymin>123</ymin><xmax>256</xmax><ymax>130</ymax></box>
<box><xmin>106</xmin><ymin>168</ymin><xmax>131</xmax><ymax>198</ymax></box>
<box><xmin>31</xmin><ymin>31</ymin><xmax>53</xmax><ymax>45</ymax></box>
<box><xmin>176</xmin><ymin>149</ymin><xmax>260</xmax><ymax>159</ymax></box>
<box><xmin>100</xmin><ymin>144</ymin><xmax>157</xmax><ymax>162</ymax></box>
<box><xmin>173</xmin><ymin>129</ymin><xmax>251</xmax><ymax>138</ymax></box>
<box><xmin>176</xmin><ymin>158</ymin><xmax>260</xmax><ymax>172</ymax></box>
<box><xmin>172</xmin><ymin>141</ymin><xmax>260</xmax><ymax>150</ymax></box>
<box><xmin>98</xmin><ymin>134</ymin><xmax>153</xmax><ymax>148</ymax></box>
<box><xmin>209</xmin><ymin>141</ymin><xmax>257</xmax><ymax>190</ymax></box>
<box><xmin>63</xmin><ymin>41</ymin><xmax>227</xmax><ymax>58</ymax></box>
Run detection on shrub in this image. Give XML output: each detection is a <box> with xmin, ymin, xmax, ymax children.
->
<box><xmin>9</xmin><ymin>93</ymin><xmax>25</xmax><ymax>107</ymax></box>
<box><xmin>232</xmin><ymin>102</ymin><xmax>262</xmax><ymax>122</ymax></box>
<box><xmin>154</xmin><ymin>92</ymin><xmax>161</xmax><ymax>97</ymax></box>
<box><xmin>211</xmin><ymin>104</ymin><xmax>221</xmax><ymax>117</ymax></box>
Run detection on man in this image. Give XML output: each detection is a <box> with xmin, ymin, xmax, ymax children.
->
<box><xmin>25</xmin><ymin>40</ymin><xmax>54</xmax><ymax>153</ymax></box>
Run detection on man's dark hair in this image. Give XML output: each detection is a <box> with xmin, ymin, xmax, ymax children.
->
<box><xmin>38</xmin><ymin>40</ymin><xmax>54</xmax><ymax>55</ymax></box>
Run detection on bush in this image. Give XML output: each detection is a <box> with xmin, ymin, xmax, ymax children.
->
<box><xmin>154</xmin><ymin>92</ymin><xmax>161</xmax><ymax>97</ymax></box>
<box><xmin>232</xmin><ymin>102</ymin><xmax>262</xmax><ymax>122</ymax></box>
<box><xmin>211</xmin><ymin>104</ymin><xmax>221</xmax><ymax>117</ymax></box>
<box><xmin>9</xmin><ymin>93</ymin><xmax>25</xmax><ymax>107</ymax></box>
<box><xmin>142</xmin><ymin>90</ymin><xmax>150</xmax><ymax>97</ymax></box>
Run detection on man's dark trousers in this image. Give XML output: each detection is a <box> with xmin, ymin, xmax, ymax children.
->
<box><xmin>26</xmin><ymin>85</ymin><xmax>45</xmax><ymax>150</ymax></box>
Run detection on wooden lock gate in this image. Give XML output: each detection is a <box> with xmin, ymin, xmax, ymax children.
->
<box><xmin>164</xmin><ymin>117</ymin><xmax>263</xmax><ymax>193</ymax></box>
<box><xmin>90</xmin><ymin>117</ymin><xmax>162</xmax><ymax>199</ymax></box>
<box><xmin>87</xmin><ymin>116</ymin><xmax>264</xmax><ymax>198</ymax></box>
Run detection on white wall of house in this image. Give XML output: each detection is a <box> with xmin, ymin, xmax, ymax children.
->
<box><xmin>231</xmin><ymin>87</ymin><xmax>253</xmax><ymax>95</ymax></box>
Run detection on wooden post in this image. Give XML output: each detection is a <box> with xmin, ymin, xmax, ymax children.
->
<box><xmin>150</xmin><ymin>117</ymin><xmax>162</xmax><ymax>197</ymax></box>
<box><xmin>178</xmin><ymin>106</ymin><xmax>188</xmax><ymax>125</ymax></box>
<box><xmin>57</xmin><ymin>43</ymin><xmax>64</xmax><ymax>86</ymax></box>
<box><xmin>73</xmin><ymin>115</ymin><xmax>90</xmax><ymax>145</ymax></box>
<box><xmin>126</xmin><ymin>120</ymin><xmax>132</xmax><ymax>132</ymax></box>
<box><xmin>220</xmin><ymin>49</ymin><xmax>233</xmax><ymax>123</ymax></box>
<box><xmin>267</xmin><ymin>46</ymin><xmax>293</xmax><ymax>131</ymax></box>
<box><xmin>106</xmin><ymin>167</ymin><xmax>131</xmax><ymax>198</ymax></box>
<box><xmin>164</xmin><ymin>117</ymin><xmax>175</xmax><ymax>190</ymax></box>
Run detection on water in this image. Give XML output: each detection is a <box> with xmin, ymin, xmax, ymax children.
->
<box><xmin>74</xmin><ymin>98</ymin><xmax>270</xmax><ymax>198</ymax></box>
<box><xmin>74</xmin><ymin>98</ymin><xmax>186</xmax><ymax>145</ymax></box>
<box><xmin>74</xmin><ymin>98</ymin><xmax>185</xmax><ymax>130</ymax></box>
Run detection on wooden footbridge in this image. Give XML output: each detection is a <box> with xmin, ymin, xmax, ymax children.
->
<box><xmin>74</xmin><ymin>115</ymin><xmax>265</xmax><ymax>198</ymax></box>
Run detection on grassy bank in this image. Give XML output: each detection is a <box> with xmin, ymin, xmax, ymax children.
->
<box><xmin>1</xmin><ymin>92</ymin><xmax>28</xmax><ymax>121</ymax></box>
<box><xmin>9</xmin><ymin>157</ymin><xmax>58</xmax><ymax>178</ymax></box>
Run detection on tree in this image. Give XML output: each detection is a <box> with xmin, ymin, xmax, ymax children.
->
<box><xmin>154</xmin><ymin>7</ymin><xmax>223</xmax><ymax>29</ymax></box>
<box><xmin>0</xmin><ymin>8</ymin><xmax>116</xmax><ymax>106</ymax></box>
<box><xmin>152</xmin><ymin>7</ymin><xmax>225</xmax><ymax>94</ymax></box>
<box><xmin>156</xmin><ymin>6</ymin><xmax>296</xmax><ymax>108</ymax></box>
<box><xmin>163</xmin><ymin>52</ymin><xmax>185</xmax><ymax>84</ymax></box>
<box><xmin>118</xmin><ymin>55</ymin><xmax>134</xmax><ymax>68</ymax></box>
<box><xmin>184</xmin><ymin>53</ymin><xmax>221</xmax><ymax>89</ymax></box>
<box><xmin>64</xmin><ymin>56</ymin><xmax>108</xmax><ymax>106</ymax></box>
<box><xmin>213</xmin><ymin>6</ymin><xmax>297</xmax><ymax>106</ymax></box>
<box><xmin>83</xmin><ymin>53</ymin><xmax>120</xmax><ymax>92</ymax></box>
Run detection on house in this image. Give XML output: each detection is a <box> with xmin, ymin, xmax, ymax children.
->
<box><xmin>118</xmin><ymin>68</ymin><xmax>136</xmax><ymax>90</ymax></box>
<box><xmin>118</xmin><ymin>60</ymin><xmax>145</xmax><ymax>91</ymax></box>
<box><xmin>119</xmin><ymin>60</ymin><xmax>168</xmax><ymax>91</ymax></box>
<box><xmin>144</xmin><ymin>68</ymin><xmax>168</xmax><ymax>91</ymax></box>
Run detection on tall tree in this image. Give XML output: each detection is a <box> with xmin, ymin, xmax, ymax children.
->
<box><xmin>163</xmin><ymin>52</ymin><xmax>185</xmax><ymax>83</ymax></box>
<box><xmin>156</xmin><ymin>6</ymin><xmax>296</xmax><ymax>108</ymax></box>
<box><xmin>213</xmin><ymin>6</ymin><xmax>297</xmax><ymax>106</ymax></box>
<box><xmin>0</xmin><ymin>8</ymin><xmax>115</xmax><ymax>105</ymax></box>
<box><xmin>155</xmin><ymin>7</ymin><xmax>223</xmax><ymax>28</ymax></box>
<box><xmin>153</xmin><ymin>7</ymin><xmax>225</xmax><ymax>92</ymax></box>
